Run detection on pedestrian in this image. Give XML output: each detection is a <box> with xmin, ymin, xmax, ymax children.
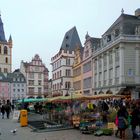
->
<box><xmin>131</xmin><ymin>102</ymin><xmax>140</xmax><ymax>140</ymax></box>
<box><xmin>5</xmin><ymin>101</ymin><xmax>11</xmax><ymax>119</ymax></box>
<box><xmin>1</xmin><ymin>104</ymin><xmax>5</xmax><ymax>119</ymax></box>
<box><xmin>117</xmin><ymin>105</ymin><xmax>128</xmax><ymax>140</ymax></box>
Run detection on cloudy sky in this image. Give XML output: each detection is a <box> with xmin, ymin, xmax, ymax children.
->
<box><xmin>0</xmin><ymin>0</ymin><xmax>139</xmax><ymax>77</ymax></box>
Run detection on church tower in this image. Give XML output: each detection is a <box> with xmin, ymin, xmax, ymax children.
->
<box><xmin>0</xmin><ymin>14</ymin><xmax>13</xmax><ymax>73</ymax></box>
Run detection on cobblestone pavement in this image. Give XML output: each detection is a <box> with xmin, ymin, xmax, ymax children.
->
<box><xmin>0</xmin><ymin>113</ymin><xmax>133</xmax><ymax>140</ymax></box>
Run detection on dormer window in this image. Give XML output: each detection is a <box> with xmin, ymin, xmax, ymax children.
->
<box><xmin>115</xmin><ymin>29</ymin><xmax>120</xmax><ymax>37</ymax></box>
<box><xmin>107</xmin><ymin>34</ymin><xmax>111</xmax><ymax>42</ymax></box>
<box><xmin>66</xmin><ymin>44</ymin><xmax>69</xmax><ymax>47</ymax></box>
<box><xmin>66</xmin><ymin>35</ymin><xmax>69</xmax><ymax>39</ymax></box>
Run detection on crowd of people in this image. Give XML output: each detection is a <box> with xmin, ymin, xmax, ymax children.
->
<box><xmin>97</xmin><ymin>98</ymin><xmax>140</xmax><ymax>140</ymax></box>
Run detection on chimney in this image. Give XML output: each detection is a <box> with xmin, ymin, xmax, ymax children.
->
<box><xmin>135</xmin><ymin>8</ymin><xmax>140</xmax><ymax>17</ymax></box>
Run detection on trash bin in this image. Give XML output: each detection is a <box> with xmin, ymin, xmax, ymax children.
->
<box><xmin>20</xmin><ymin>110</ymin><xmax>28</xmax><ymax>127</ymax></box>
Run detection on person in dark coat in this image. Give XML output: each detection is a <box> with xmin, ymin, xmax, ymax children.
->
<box><xmin>5</xmin><ymin>103</ymin><xmax>11</xmax><ymax>119</ymax></box>
<box><xmin>117</xmin><ymin>105</ymin><xmax>128</xmax><ymax>140</ymax></box>
<box><xmin>1</xmin><ymin>104</ymin><xmax>5</xmax><ymax>119</ymax></box>
<box><xmin>131</xmin><ymin>103</ymin><xmax>140</xmax><ymax>140</ymax></box>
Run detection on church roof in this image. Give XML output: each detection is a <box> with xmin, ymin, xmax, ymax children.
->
<box><xmin>60</xmin><ymin>26</ymin><xmax>82</xmax><ymax>52</ymax></box>
<box><xmin>0</xmin><ymin>15</ymin><xmax>6</xmax><ymax>42</ymax></box>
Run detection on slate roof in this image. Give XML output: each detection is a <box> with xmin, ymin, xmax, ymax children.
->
<box><xmin>0</xmin><ymin>15</ymin><xmax>6</xmax><ymax>42</ymax></box>
<box><xmin>103</xmin><ymin>13</ymin><xmax>140</xmax><ymax>35</ymax></box>
<box><xmin>85</xmin><ymin>34</ymin><xmax>101</xmax><ymax>51</ymax></box>
<box><xmin>60</xmin><ymin>26</ymin><xmax>82</xmax><ymax>52</ymax></box>
<box><xmin>0</xmin><ymin>72</ymin><xmax>9</xmax><ymax>82</ymax></box>
<box><xmin>7</xmin><ymin>70</ymin><xmax>26</xmax><ymax>83</ymax></box>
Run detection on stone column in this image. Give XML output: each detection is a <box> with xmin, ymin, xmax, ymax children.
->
<box><xmin>119</xmin><ymin>43</ymin><xmax>125</xmax><ymax>84</ymax></box>
<box><xmin>101</xmin><ymin>54</ymin><xmax>104</xmax><ymax>87</ymax></box>
<box><xmin>96</xmin><ymin>57</ymin><xmax>99</xmax><ymax>87</ymax></box>
<box><xmin>135</xmin><ymin>44</ymin><xmax>140</xmax><ymax>83</ymax></box>
<box><xmin>106</xmin><ymin>51</ymin><xmax>109</xmax><ymax>85</ymax></box>
<box><xmin>112</xmin><ymin>48</ymin><xmax>116</xmax><ymax>85</ymax></box>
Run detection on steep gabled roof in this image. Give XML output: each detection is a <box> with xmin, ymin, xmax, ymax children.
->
<box><xmin>0</xmin><ymin>15</ymin><xmax>6</xmax><ymax>42</ymax></box>
<box><xmin>60</xmin><ymin>26</ymin><xmax>82</xmax><ymax>52</ymax></box>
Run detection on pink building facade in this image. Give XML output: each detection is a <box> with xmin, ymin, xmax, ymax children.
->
<box><xmin>0</xmin><ymin>73</ymin><xmax>10</xmax><ymax>101</ymax></box>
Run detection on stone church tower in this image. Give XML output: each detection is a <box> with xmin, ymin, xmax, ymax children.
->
<box><xmin>0</xmin><ymin>14</ymin><xmax>12</xmax><ymax>73</ymax></box>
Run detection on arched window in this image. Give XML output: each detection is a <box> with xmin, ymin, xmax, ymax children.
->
<box><xmin>5</xmin><ymin>57</ymin><xmax>8</xmax><ymax>63</ymax></box>
<box><xmin>4</xmin><ymin>46</ymin><xmax>8</xmax><ymax>54</ymax></box>
<box><xmin>0</xmin><ymin>46</ymin><xmax>1</xmax><ymax>54</ymax></box>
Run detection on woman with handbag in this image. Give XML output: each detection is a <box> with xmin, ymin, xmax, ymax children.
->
<box><xmin>117</xmin><ymin>105</ymin><xmax>129</xmax><ymax>140</ymax></box>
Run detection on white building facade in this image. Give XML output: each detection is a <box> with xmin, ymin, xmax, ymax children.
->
<box><xmin>51</xmin><ymin>27</ymin><xmax>82</xmax><ymax>96</ymax></box>
<box><xmin>92</xmin><ymin>9</ymin><xmax>140</xmax><ymax>99</ymax></box>
<box><xmin>20</xmin><ymin>54</ymin><xmax>49</xmax><ymax>98</ymax></box>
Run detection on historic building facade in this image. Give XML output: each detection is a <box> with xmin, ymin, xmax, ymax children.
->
<box><xmin>72</xmin><ymin>45</ymin><xmax>83</xmax><ymax>94</ymax></box>
<box><xmin>51</xmin><ymin>27</ymin><xmax>82</xmax><ymax>96</ymax></box>
<box><xmin>20</xmin><ymin>54</ymin><xmax>49</xmax><ymax>98</ymax></box>
<box><xmin>8</xmin><ymin>69</ymin><xmax>26</xmax><ymax>101</ymax></box>
<box><xmin>0</xmin><ymin>14</ymin><xmax>13</xmax><ymax>73</ymax></box>
<box><xmin>82</xmin><ymin>33</ymin><xmax>100</xmax><ymax>96</ymax></box>
<box><xmin>0</xmin><ymin>73</ymin><xmax>10</xmax><ymax>101</ymax></box>
<box><xmin>92</xmin><ymin>9</ymin><xmax>140</xmax><ymax>99</ymax></box>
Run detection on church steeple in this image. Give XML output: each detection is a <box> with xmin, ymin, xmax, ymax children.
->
<box><xmin>0</xmin><ymin>14</ymin><xmax>6</xmax><ymax>42</ymax></box>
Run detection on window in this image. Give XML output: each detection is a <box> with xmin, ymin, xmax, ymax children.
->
<box><xmin>22</xmin><ymin>89</ymin><xmax>24</xmax><ymax>92</ymax></box>
<box><xmin>21</xmin><ymin>78</ymin><xmax>24</xmax><ymax>82</ymax></box>
<box><xmin>5</xmin><ymin>57</ymin><xmax>8</xmax><ymax>63</ymax></box>
<box><xmin>28</xmin><ymin>80</ymin><xmax>34</xmax><ymax>85</ymax></box>
<box><xmin>38</xmin><ymin>88</ymin><xmax>42</xmax><ymax>93</ymax></box>
<box><xmin>13</xmin><ymin>89</ymin><xmax>16</xmax><ymax>92</ymax></box>
<box><xmin>73</xmin><ymin>67</ymin><xmax>81</xmax><ymax>76</ymax></box>
<box><xmin>18</xmin><ymin>89</ymin><xmax>20</xmax><ymax>92</ymax></box>
<box><xmin>115</xmin><ymin>67</ymin><xmax>120</xmax><ymax>77</ymax></box>
<box><xmin>66</xmin><ymin>58</ymin><xmax>70</xmax><ymax>65</ymax></box>
<box><xmin>29</xmin><ymin>73</ymin><xmax>34</xmax><ymax>79</ymax></box>
<box><xmin>73</xmin><ymin>81</ymin><xmax>81</xmax><ymax>90</ymax></box>
<box><xmin>107</xmin><ymin>34</ymin><xmax>111</xmax><ymax>42</ymax></box>
<box><xmin>65</xmin><ymin>69</ymin><xmax>71</xmax><ymax>76</ymax></box>
<box><xmin>0</xmin><ymin>45</ymin><xmax>1</xmax><ymax>54</ymax></box>
<box><xmin>83</xmin><ymin>61</ymin><xmax>91</xmax><ymax>73</ymax></box>
<box><xmin>104</xmin><ymin>70</ymin><xmax>107</xmax><ymax>80</ymax></box>
<box><xmin>65</xmin><ymin>82</ymin><xmax>71</xmax><ymax>89</ymax></box>
<box><xmin>4</xmin><ymin>68</ymin><xmax>8</xmax><ymax>73</ymax></box>
<box><xmin>28</xmin><ymin>87</ymin><xmax>34</xmax><ymax>93</ymax></box>
<box><xmin>38</xmin><ymin>80</ymin><xmax>41</xmax><ymax>85</ymax></box>
<box><xmin>0</xmin><ymin>68</ymin><xmax>1</xmax><ymax>72</ymax></box>
<box><xmin>4</xmin><ymin>46</ymin><xmax>8</xmax><ymax>54</ymax></box>
<box><xmin>60</xmin><ymin>70</ymin><xmax>62</xmax><ymax>77</ymax></box>
<box><xmin>85</xmin><ymin>50</ymin><xmax>89</xmax><ymax>58</ymax></box>
<box><xmin>66</xmin><ymin>44</ymin><xmax>69</xmax><ymax>48</ymax></box>
<box><xmin>83</xmin><ymin>77</ymin><xmax>91</xmax><ymax>89</ymax></box>
<box><xmin>115</xmin><ymin>29</ymin><xmax>120</xmax><ymax>37</ymax></box>
<box><xmin>35</xmin><ymin>66</ymin><xmax>39</xmax><ymax>72</ymax></box>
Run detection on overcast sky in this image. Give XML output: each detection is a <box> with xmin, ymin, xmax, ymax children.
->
<box><xmin>0</xmin><ymin>0</ymin><xmax>139</xmax><ymax>77</ymax></box>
